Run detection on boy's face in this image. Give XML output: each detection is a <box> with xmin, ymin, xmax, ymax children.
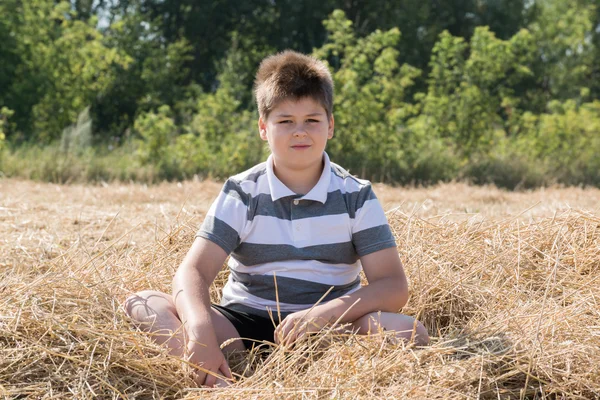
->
<box><xmin>258</xmin><ymin>97</ymin><xmax>334</xmax><ymax>172</ymax></box>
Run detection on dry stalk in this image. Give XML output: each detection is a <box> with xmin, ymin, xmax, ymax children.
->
<box><xmin>1</xmin><ymin>180</ymin><xmax>599</xmax><ymax>398</ymax></box>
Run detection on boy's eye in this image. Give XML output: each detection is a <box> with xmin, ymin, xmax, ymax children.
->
<box><xmin>279</xmin><ymin>120</ymin><xmax>292</xmax><ymax>124</ymax></box>
<box><xmin>307</xmin><ymin>119</ymin><xmax>319</xmax><ymax>123</ymax></box>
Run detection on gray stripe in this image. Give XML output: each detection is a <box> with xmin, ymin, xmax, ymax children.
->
<box><xmin>229</xmin><ymin>270</ymin><xmax>361</xmax><ymax>304</ymax></box>
<box><xmin>232</xmin><ymin>241</ymin><xmax>359</xmax><ymax>266</ymax></box>
<box><xmin>197</xmin><ymin>215</ymin><xmax>241</xmax><ymax>254</ymax></box>
<box><xmin>243</xmin><ymin>167</ymin><xmax>267</xmax><ymax>183</ymax></box>
<box><xmin>244</xmin><ymin>187</ymin><xmax>375</xmax><ymax>221</ymax></box>
<box><xmin>223</xmin><ymin>170</ymin><xmax>376</xmax><ymax>222</ymax></box>
<box><xmin>250</xmin><ymin>193</ymin><xmax>296</xmax><ymax>221</ymax></box>
<box><xmin>352</xmin><ymin>225</ymin><xmax>396</xmax><ymax>256</ymax></box>
<box><xmin>341</xmin><ymin>186</ymin><xmax>377</xmax><ymax>218</ymax></box>
<box><xmin>223</xmin><ymin>179</ymin><xmax>250</xmax><ymax>206</ymax></box>
<box><xmin>218</xmin><ymin>301</ymin><xmax>293</xmax><ymax>321</ymax></box>
<box><xmin>330</xmin><ymin>164</ymin><xmax>352</xmax><ymax>180</ymax></box>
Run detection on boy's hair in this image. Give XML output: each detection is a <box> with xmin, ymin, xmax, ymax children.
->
<box><xmin>254</xmin><ymin>50</ymin><xmax>334</xmax><ymax>119</ymax></box>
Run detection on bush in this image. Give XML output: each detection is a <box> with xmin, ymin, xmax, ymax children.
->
<box><xmin>511</xmin><ymin>100</ymin><xmax>600</xmax><ymax>186</ymax></box>
<box><xmin>0</xmin><ymin>143</ymin><xmax>160</xmax><ymax>184</ymax></box>
<box><xmin>0</xmin><ymin>107</ymin><xmax>13</xmax><ymax>166</ymax></box>
<box><xmin>3</xmin><ymin>8</ymin><xmax>600</xmax><ymax>188</ymax></box>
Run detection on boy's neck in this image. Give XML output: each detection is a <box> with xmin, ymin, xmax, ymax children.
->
<box><xmin>272</xmin><ymin>155</ymin><xmax>324</xmax><ymax>195</ymax></box>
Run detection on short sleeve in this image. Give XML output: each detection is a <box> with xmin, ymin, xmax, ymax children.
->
<box><xmin>196</xmin><ymin>179</ymin><xmax>248</xmax><ymax>255</ymax></box>
<box><xmin>351</xmin><ymin>185</ymin><xmax>397</xmax><ymax>257</ymax></box>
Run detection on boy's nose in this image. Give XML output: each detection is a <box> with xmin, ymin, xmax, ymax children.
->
<box><xmin>293</xmin><ymin>127</ymin><xmax>308</xmax><ymax>137</ymax></box>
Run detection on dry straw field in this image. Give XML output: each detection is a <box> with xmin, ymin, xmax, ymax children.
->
<box><xmin>1</xmin><ymin>178</ymin><xmax>599</xmax><ymax>399</ymax></box>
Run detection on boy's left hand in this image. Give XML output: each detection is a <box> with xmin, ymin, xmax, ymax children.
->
<box><xmin>274</xmin><ymin>308</ymin><xmax>334</xmax><ymax>346</ymax></box>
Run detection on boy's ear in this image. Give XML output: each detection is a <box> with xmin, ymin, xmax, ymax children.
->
<box><xmin>258</xmin><ymin>117</ymin><xmax>268</xmax><ymax>140</ymax></box>
<box><xmin>327</xmin><ymin>114</ymin><xmax>335</xmax><ymax>139</ymax></box>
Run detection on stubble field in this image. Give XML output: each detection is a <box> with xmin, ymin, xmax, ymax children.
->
<box><xmin>1</xmin><ymin>179</ymin><xmax>599</xmax><ymax>399</ymax></box>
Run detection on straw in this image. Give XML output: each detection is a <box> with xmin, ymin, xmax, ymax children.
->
<box><xmin>1</xmin><ymin>179</ymin><xmax>599</xmax><ymax>398</ymax></box>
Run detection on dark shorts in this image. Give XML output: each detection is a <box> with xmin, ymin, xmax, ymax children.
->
<box><xmin>211</xmin><ymin>304</ymin><xmax>281</xmax><ymax>350</ymax></box>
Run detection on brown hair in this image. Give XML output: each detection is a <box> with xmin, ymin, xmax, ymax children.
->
<box><xmin>254</xmin><ymin>50</ymin><xmax>334</xmax><ymax>119</ymax></box>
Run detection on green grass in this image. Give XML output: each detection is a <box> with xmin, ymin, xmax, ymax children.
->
<box><xmin>1</xmin><ymin>142</ymin><xmax>599</xmax><ymax>189</ymax></box>
<box><xmin>0</xmin><ymin>144</ymin><xmax>161</xmax><ymax>184</ymax></box>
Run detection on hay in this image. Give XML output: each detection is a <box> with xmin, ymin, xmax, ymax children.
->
<box><xmin>1</xmin><ymin>179</ymin><xmax>599</xmax><ymax>398</ymax></box>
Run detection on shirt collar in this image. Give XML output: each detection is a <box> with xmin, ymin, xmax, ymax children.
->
<box><xmin>266</xmin><ymin>152</ymin><xmax>331</xmax><ymax>204</ymax></box>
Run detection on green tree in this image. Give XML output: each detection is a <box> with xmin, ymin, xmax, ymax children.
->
<box><xmin>415</xmin><ymin>27</ymin><xmax>535</xmax><ymax>158</ymax></box>
<box><xmin>525</xmin><ymin>0</ymin><xmax>596</xmax><ymax>108</ymax></box>
<box><xmin>514</xmin><ymin>100</ymin><xmax>600</xmax><ymax>185</ymax></box>
<box><xmin>95</xmin><ymin>10</ymin><xmax>192</xmax><ymax>138</ymax></box>
<box><xmin>0</xmin><ymin>3</ymin><xmax>21</xmax><ymax>133</ymax></box>
<box><xmin>2</xmin><ymin>0</ymin><xmax>130</xmax><ymax>141</ymax></box>
<box><xmin>0</xmin><ymin>108</ymin><xmax>14</xmax><ymax>151</ymax></box>
<box><xmin>314</xmin><ymin>10</ymin><xmax>423</xmax><ymax>182</ymax></box>
<box><xmin>173</xmin><ymin>43</ymin><xmax>269</xmax><ymax>178</ymax></box>
<box><xmin>134</xmin><ymin>105</ymin><xmax>176</xmax><ymax>167</ymax></box>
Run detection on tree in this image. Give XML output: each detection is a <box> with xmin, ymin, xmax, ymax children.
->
<box><xmin>95</xmin><ymin>9</ymin><xmax>192</xmax><ymax>138</ymax></box>
<box><xmin>415</xmin><ymin>26</ymin><xmax>535</xmax><ymax>157</ymax></box>
<box><xmin>314</xmin><ymin>10</ymin><xmax>422</xmax><ymax>182</ymax></box>
<box><xmin>526</xmin><ymin>0</ymin><xmax>596</xmax><ymax>107</ymax></box>
<box><xmin>2</xmin><ymin>0</ymin><xmax>130</xmax><ymax>141</ymax></box>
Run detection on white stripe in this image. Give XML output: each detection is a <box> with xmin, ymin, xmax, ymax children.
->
<box><xmin>243</xmin><ymin>214</ymin><xmax>352</xmax><ymax>246</ymax></box>
<box><xmin>208</xmin><ymin>191</ymin><xmax>247</xmax><ymax>235</ymax></box>
<box><xmin>352</xmin><ymin>198</ymin><xmax>389</xmax><ymax>233</ymax></box>
<box><xmin>232</xmin><ymin>162</ymin><xmax>369</xmax><ymax>199</ymax></box>
<box><xmin>221</xmin><ymin>276</ymin><xmax>362</xmax><ymax>313</ymax></box>
<box><xmin>328</xmin><ymin>176</ymin><xmax>364</xmax><ymax>195</ymax></box>
<box><xmin>237</xmin><ymin>172</ymin><xmax>271</xmax><ymax>197</ymax></box>
<box><xmin>227</xmin><ymin>258</ymin><xmax>361</xmax><ymax>286</ymax></box>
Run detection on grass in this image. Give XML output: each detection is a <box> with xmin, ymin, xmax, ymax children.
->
<box><xmin>1</xmin><ymin>179</ymin><xmax>599</xmax><ymax>398</ymax></box>
<box><xmin>0</xmin><ymin>144</ymin><xmax>164</xmax><ymax>184</ymax></box>
<box><xmin>3</xmin><ymin>142</ymin><xmax>600</xmax><ymax>189</ymax></box>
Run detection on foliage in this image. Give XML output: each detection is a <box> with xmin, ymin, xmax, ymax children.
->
<box><xmin>95</xmin><ymin>11</ymin><xmax>193</xmax><ymax>137</ymax></box>
<box><xmin>0</xmin><ymin>142</ymin><xmax>158</xmax><ymax>183</ymax></box>
<box><xmin>178</xmin><ymin>89</ymin><xmax>264</xmax><ymax>179</ymax></box>
<box><xmin>133</xmin><ymin>44</ymin><xmax>270</xmax><ymax>180</ymax></box>
<box><xmin>315</xmin><ymin>10</ymin><xmax>423</xmax><ymax>182</ymax></box>
<box><xmin>1</xmin><ymin>0</ymin><xmax>130</xmax><ymax>141</ymax></box>
<box><xmin>527</xmin><ymin>0</ymin><xmax>597</xmax><ymax>102</ymax></box>
<box><xmin>1</xmin><ymin>0</ymin><xmax>600</xmax><ymax>187</ymax></box>
<box><xmin>515</xmin><ymin>100</ymin><xmax>600</xmax><ymax>185</ymax></box>
<box><xmin>414</xmin><ymin>26</ymin><xmax>535</xmax><ymax>159</ymax></box>
<box><xmin>0</xmin><ymin>107</ymin><xmax>13</xmax><ymax>146</ymax></box>
<box><xmin>134</xmin><ymin>105</ymin><xmax>176</xmax><ymax>170</ymax></box>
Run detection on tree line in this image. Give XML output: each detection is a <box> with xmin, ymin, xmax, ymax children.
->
<box><xmin>1</xmin><ymin>0</ymin><xmax>599</xmax><ymax>188</ymax></box>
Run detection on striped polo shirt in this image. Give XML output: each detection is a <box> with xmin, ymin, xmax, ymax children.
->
<box><xmin>196</xmin><ymin>152</ymin><xmax>397</xmax><ymax>318</ymax></box>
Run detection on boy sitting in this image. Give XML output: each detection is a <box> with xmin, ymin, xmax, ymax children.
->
<box><xmin>125</xmin><ymin>50</ymin><xmax>429</xmax><ymax>387</ymax></box>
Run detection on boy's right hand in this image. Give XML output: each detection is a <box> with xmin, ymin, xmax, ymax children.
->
<box><xmin>186</xmin><ymin>340</ymin><xmax>233</xmax><ymax>387</ymax></box>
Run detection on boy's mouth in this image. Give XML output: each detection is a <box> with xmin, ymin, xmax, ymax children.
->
<box><xmin>291</xmin><ymin>144</ymin><xmax>311</xmax><ymax>150</ymax></box>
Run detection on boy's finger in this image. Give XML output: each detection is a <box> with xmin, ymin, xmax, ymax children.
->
<box><xmin>274</xmin><ymin>320</ymin><xmax>288</xmax><ymax>344</ymax></box>
<box><xmin>204</xmin><ymin>371</ymin><xmax>217</xmax><ymax>388</ymax></box>
<box><xmin>219</xmin><ymin>359</ymin><xmax>233</xmax><ymax>379</ymax></box>
<box><xmin>283</xmin><ymin>324</ymin><xmax>301</xmax><ymax>347</ymax></box>
<box><xmin>296</xmin><ymin>331</ymin><xmax>307</xmax><ymax>343</ymax></box>
<box><xmin>192</xmin><ymin>370</ymin><xmax>207</xmax><ymax>387</ymax></box>
<box><xmin>214</xmin><ymin>376</ymin><xmax>231</xmax><ymax>387</ymax></box>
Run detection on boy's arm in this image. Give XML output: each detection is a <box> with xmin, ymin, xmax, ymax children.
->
<box><xmin>172</xmin><ymin>236</ymin><xmax>231</xmax><ymax>386</ymax></box>
<box><xmin>275</xmin><ymin>247</ymin><xmax>408</xmax><ymax>343</ymax></box>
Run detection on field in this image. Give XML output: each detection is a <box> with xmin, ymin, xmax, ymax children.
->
<box><xmin>1</xmin><ymin>179</ymin><xmax>600</xmax><ymax>399</ymax></box>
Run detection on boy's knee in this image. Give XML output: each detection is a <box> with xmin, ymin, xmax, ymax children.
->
<box><xmin>413</xmin><ymin>320</ymin><xmax>429</xmax><ymax>346</ymax></box>
<box><xmin>123</xmin><ymin>290</ymin><xmax>158</xmax><ymax>322</ymax></box>
<box><xmin>355</xmin><ymin>312</ymin><xmax>430</xmax><ymax>346</ymax></box>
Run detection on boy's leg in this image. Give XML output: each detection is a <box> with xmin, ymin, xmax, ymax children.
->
<box><xmin>351</xmin><ymin>312</ymin><xmax>429</xmax><ymax>346</ymax></box>
<box><xmin>123</xmin><ymin>290</ymin><xmax>246</xmax><ymax>356</ymax></box>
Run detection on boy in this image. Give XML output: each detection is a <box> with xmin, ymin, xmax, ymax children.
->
<box><xmin>125</xmin><ymin>50</ymin><xmax>429</xmax><ymax>387</ymax></box>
